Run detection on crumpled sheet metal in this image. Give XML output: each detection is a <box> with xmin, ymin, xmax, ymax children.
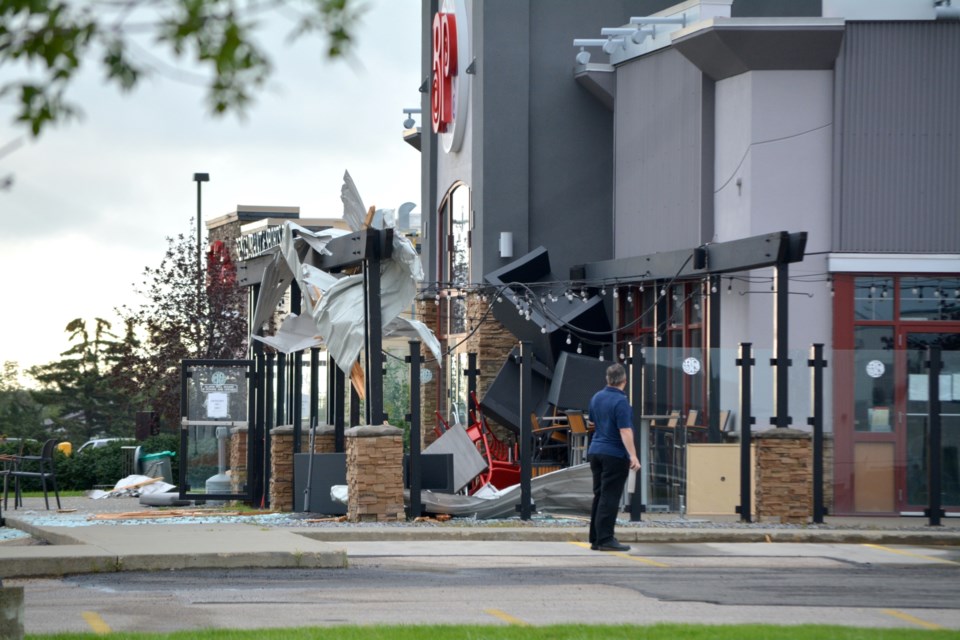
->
<box><xmin>414</xmin><ymin>464</ymin><xmax>593</xmax><ymax>519</ymax></box>
<box><xmin>251</xmin><ymin>171</ymin><xmax>442</xmax><ymax>370</ymax></box>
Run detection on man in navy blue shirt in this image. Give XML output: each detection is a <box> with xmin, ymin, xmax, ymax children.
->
<box><xmin>587</xmin><ymin>363</ymin><xmax>640</xmax><ymax>551</ymax></box>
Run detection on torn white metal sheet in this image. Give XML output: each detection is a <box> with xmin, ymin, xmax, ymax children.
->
<box><xmin>412</xmin><ymin>464</ymin><xmax>593</xmax><ymax>519</ymax></box>
<box><xmin>252</xmin><ymin>313</ymin><xmax>325</xmax><ymax>354</ymax></box>
<box><xmin>250</xmin><ymin>171</ymin><xmax>442</xmax><ymax>374</ymax></box>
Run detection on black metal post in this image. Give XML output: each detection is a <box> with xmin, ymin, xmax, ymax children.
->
<box><xmin>363</xmin><ymin>229</ymin><xmax>386</xmax><ymax>425</ymax></box>
<box><xmin>192</xmin><ymin>172</ymin><xmax>209</xmax><ymax>291</ymax></box>
<box><xmin>707</xmin><ymin>275</ymin><xmax>722</xmax><ymax>443</ymax></box>
<box><xmin>926</xmin><ymin>346</ymin><xmax>944</xmax><ymax>527</ymax></box>
<box><xmin>334</xmin><ymin>360</ymin><xmax>346</xmax><ymax>452</ymax></box>
<box><xmin>518</xmin><ymin>341</ymin><xmax>533</xmax><ymax>520</ymax></box>
<box><xmin>407</xmin><ymin>340</ymin><xmax>423</xmax><ymax>519</ymax></box>
<box><xmin>178</xmin><ymin>362</ymin><xmax>191</xmax><ymax>497</ymax></box>
<box><xmin>293</xmin><ymin>351</ymin><xmax>303</xmax><ymax>453</ymax></box>
<box><xmin>251</xmin><ymin>345</ymin><xmax>265</xmax><ymax>508</ymax></box>
<box><xmin>736</xmin><ymin>342</ymin><xmax>755</xmax><ymax>522</ymax></box>
<box><xmin>465</xmin><ymin>352</ymin><xmax>480</xmax><ymax>416</ymax></box>
<box><xmin>310</xmin><ymin>347</ymin><xmax>320</xmax><ymax>428</ymax></box>
<box><xmin>807</xmin><ymin>343</ymin><xmax>828</xmax><ymax>523</ymax></box>
<box><xmin>265</xmin><ymin>352</ymin><xmax>275</xmax><ymax>508</ymax></box>
<box><xmin>628</xmin><ymin>342</ymin><xmax>645</xmax><ymax>521</ymax></box>
<box><xmin>771</xmin><ymin>262</ymin><xmax>792</xmax><ymax>428</ymax></box>
<box><xmin>276</xmin><ymin>352</ymin><xmax>286</xmax><ymax>427</ymax></box>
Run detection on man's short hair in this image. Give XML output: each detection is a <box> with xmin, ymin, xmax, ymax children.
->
<box><xmin>606</xmin><ymin>363</ymin><xmax>627</xmax><ymax>386</ymax></box>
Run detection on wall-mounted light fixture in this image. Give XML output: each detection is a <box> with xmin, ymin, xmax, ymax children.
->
<box><xmin>572</xmin><ymin>38</ymin><xmax>607</xmax><ymax>65</ymax></box>
<box><xmin>402</xmin><ymin>107</ymin><xmax>421</xmax><ymax>130</ymax></box>
<box><xmin>499</xmin><ymin>231</ymin><xmax>514</xmax><ymax>259</ymax></box>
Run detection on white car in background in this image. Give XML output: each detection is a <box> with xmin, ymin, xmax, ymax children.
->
<box><xmin>76</xmin><ymin>438</ymin><xmax>135</xmax><ymax>454</ymax></box>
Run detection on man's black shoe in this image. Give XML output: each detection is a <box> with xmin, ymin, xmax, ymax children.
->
<box><xmin>595</xmin><ymin>540</ymin><xmax>631</xmax><ymax>552</ymax></box>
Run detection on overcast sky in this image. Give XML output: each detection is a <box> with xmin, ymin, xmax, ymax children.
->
<box><xmin>0</xmin><ymin>1</ymin><xmax>422</xmax><ymax>377</ymax></box>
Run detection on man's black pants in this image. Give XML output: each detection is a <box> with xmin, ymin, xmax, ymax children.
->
<box><xmin>589</xmin><ymin>453</ymin><xmax>630</xmax><ymax>546</ymax></box>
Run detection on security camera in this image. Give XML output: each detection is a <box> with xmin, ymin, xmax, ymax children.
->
<box><xmin>575</xmin><ymin>49</ymin><xmax>591</xmax><ymax>65</ymax></box>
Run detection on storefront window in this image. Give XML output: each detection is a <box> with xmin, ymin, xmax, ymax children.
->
<box><xmin>438</xmin><ymin>183</ymin><xmax>471</xmax><ymax>336</ymax></box>
<box><xmin>900</xmin><ymin>277</ymin><xmax>960</xmax><ymax>321</ymax></box>
<box><xmin>853</xmin><ymin>326</ymin><xmax>895</xmax><ymax>432</ymax></box>
<box><xmin>854</xmin><ymin>276</ymin><xmax>893</xmax><ymax>321</ymax></box>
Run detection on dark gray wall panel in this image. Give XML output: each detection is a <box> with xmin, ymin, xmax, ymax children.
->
<box><xmin>475</xmin><ymin>0</ymin><xmax>647</xmax><ymax>280</ymax></box>
<box><xmin>836</xmin><ymin>22</ymin><xmax>960</xmax><ymax>253</ymax></box>
<box><xmin>614</xmin><ymin>48</ymin><xmax>707</xmax><ymax>258</ymax></box>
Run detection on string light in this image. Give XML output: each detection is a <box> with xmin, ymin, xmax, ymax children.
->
<box><xmin>576</xmin><ymin>342</ymin><xmax>583</xmax><ymax>354</ymax></box>
<box><xmin>613</xmin><ymin>288</ymin><xmax>619</xmax><ymax>299</ymax></box>
<box><xmin>566</xmin><ymin>333</ymin><xmax>572</xmax><ymax>345</ymax></box>
<box><xmin>598</xmin><ymin>352</ymin><xmax>604</xmax><ymax>362</ymax></box>
<box><xmin>727</xmin><ymin>279</ymin><xmax>733</xmax><ymax>294</ymax></box>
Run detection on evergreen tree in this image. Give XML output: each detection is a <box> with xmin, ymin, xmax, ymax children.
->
<box><xmin>28</xmin><ymin>318</ymin><xmax>134</xmax><ymax>443</ymax></box>
<box><xmin>0</xmin><ymin>361</ymin><xmax>43</xmax><ymax>439</ymax></box>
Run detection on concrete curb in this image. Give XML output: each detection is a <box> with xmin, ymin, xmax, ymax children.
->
<box><xmin>292</xmin><ymin>526</ymin><xmax>960</xmax><ymax>546</ymax></box>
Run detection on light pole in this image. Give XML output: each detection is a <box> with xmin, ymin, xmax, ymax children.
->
<box><xmin>193</xmin><ymin>173</ymin><xmax>210</xmax><ymax>290</ymax></box>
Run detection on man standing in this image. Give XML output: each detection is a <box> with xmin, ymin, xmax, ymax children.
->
<box><xmin>587</xmin><ymin>363</ymin><xmax>640</xmax><ymax>552</ymax></box>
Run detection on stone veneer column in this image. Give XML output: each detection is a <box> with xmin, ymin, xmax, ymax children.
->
<box><xmin>416</xmin><ymin>299</ymin><xmax>441</xmax><ymax>449</ymax></box>
<box><xmin>465</xmin><ymin>296</ymin><xmax>516</xmax><ymax>443</ymax></box>
<box><xmin>229</xmin><ymin>425</ymin><xmax>248</xmax><ymax>496</ymax></box>
<box><xmin>754</xmin><ymin>428</ymin><xmax>812</xmax><ymax>524</ymax></box>
<box><xmin>345</xmin><ymin>424</ymin><xmax>404</xmax><ymax>522</ymax></box>
<box><xmin>269</xmin><ymin>425</ymin><xmax>295</xmax><ymax>512</ymax></box>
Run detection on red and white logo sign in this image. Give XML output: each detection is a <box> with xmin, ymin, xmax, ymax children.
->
<box><xmin>431</xmin><ymin>11</ymin><xmax>457</xmax><ymax>134</ymax></box>
<box><xmin>431</xmin><ymin>0</ymin><xmax>469</xmax><ymax>153</ymax></box>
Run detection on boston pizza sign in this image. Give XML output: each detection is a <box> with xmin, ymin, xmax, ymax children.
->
<box><xmin>431</xmin><ymin>0</ymin><xmax>469</xmax><ymax>153</ymax></box>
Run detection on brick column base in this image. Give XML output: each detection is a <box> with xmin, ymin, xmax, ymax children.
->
<box><xmin>269</xmin><ymin>425</ymin><xmax>295</xmax><ymax>512</ymax></box>
<box><xmin>346</xmin><ymin>424</ymin><xmax>404</xmax><ymax>522</ymax></box>
<box><xmin>755</xmin><ymin>428</ymin><xmax>812</xmax><ymax>524</ymax></box>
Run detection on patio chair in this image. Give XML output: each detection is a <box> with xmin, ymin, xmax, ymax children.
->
<box><xmin>4</xmin><ymin>438</ymin><xmax>61</xmax><ymax>510</ymax></box>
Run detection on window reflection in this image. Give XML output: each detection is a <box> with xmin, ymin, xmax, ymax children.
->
<box><xmin>853</xmin><ymin>326</ymin><xmax>894</xmax><ymax>432</ymax></box>
<box><xmin>854</xmin><ymin>276</ymin><xmax>893</xmax><ymax>321</ymax></box>
<box><xmin>901</xmin><ymin>277</ymin><xmax>960</xmax><ymax>321</ymax></box>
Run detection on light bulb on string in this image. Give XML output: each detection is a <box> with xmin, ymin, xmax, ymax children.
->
<box><xmin>577</xmin><ymin>342</ymin><xmax>583</xmax><ymax>354</ymax></box>
<box><xmin>598</xmin><ymin>352</ymin><xmax>604</xmax><ymax>362</ymax></box>
<box><xmin>727</xmin><ymin>279</ymin><xmax>733</xmax><ymax>294</ymax></box>
<box><xmin>566</xmin><ymin>333</ymin><xmax>572</xmax><ymax>345</ymax></box>
<box><xmin>613</xmin><ymin>288</ymin><xmax>619</xmax><ymax>299</ymax></box>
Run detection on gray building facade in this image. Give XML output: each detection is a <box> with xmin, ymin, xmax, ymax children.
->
<box><xmin>418</xmin><ymin>0</ymin><xmax>960</xmax><ymax>516</ymax></box>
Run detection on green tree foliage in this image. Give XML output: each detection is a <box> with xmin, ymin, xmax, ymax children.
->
<box><xmin>118</xmin><ymin>224</ymin><xmax>248</xmax><ymax>431</ymax></box>
<box><xmin>27</xmin><ymin>317</ymin><xmax>139</xmax><ymax>443</ymax></box>
<box><xmin>0</xmin><ymin>360</ymin><xmax>43</xmax><ymax>438</ymax></box>
<box><xmin>0</xmin><ymin>0</ymin><xmax>363</xmax><ymax>137</ymax></box>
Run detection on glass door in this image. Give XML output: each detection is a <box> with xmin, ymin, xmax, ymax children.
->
<box><xmin>899</xmin><ymin>330</ymin><xmax>960</xmax><ymax>512</ymax></box>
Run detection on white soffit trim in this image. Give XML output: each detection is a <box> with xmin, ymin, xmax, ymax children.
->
<box><xmin>827</xmin><ymin>253</ymin><xmax>960</xmax><ymax>274</ymax></box>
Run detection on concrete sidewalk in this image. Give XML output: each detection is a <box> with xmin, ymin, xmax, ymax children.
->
<box><xmin>2</xmin><ymin>495</ymin><xmax>958</xmax><ymax>579</ymax></box>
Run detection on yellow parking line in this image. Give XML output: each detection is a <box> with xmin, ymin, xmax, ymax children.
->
<box><xmin>863</xmin><ymin>543</ymin><xmax>960</xmax><ymax>565</ymax></box>
<box><xmin>484</xmin><ymin>608</ymin><xmax>529</xmax><ymax>626</ymax></box>
<box><xmin>568</xmin><ymin>541</ymin><xmax>670</xmax><ymax>567</ymax></box>
<box><xmin>881</xmin><ymin>609</ymin><xmax>943</xmax><ymax>630</ymax></box>
<box><xmin>81</xmin><ymin>611</ymin><xmax>112</xmax><ymax>635</ymax></box>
